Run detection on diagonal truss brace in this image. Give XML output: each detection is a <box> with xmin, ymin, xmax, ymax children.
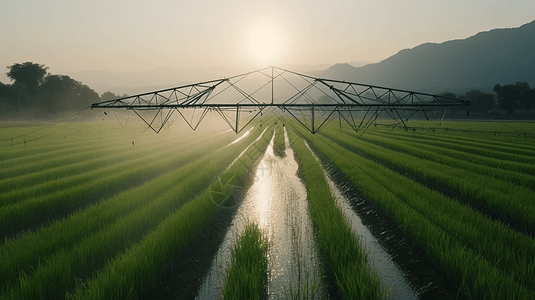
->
<box><xmin>91</xmin><ymin>66</ymin><xmax>471</xmax><ymax>134</ymax></box>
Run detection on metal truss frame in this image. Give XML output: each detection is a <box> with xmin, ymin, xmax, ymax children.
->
<box><xmin>91</xmin><ymin>66</ymin><xmax>470</xmax><ymax>134</ymax></box>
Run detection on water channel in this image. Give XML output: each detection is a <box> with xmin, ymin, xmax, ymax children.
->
<box><xmin>306</xmin><ymin>142</ymin><xmax>417</xmax><ymax>299</ymax></box>
<box><xmin>197</xmin><ymin>129</ymin><xmax>324</xmax><ymax>299</ymax></box>
<box><xmin>197</xmin><ymin>128</ymin><xmax>416</xmax><ymax>299</ymax></box>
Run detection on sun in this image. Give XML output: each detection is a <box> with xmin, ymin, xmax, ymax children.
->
<box><xmin>247</xmin><ymin>25</ymin><xmax>282</xmax><ymax>65</ymax></box>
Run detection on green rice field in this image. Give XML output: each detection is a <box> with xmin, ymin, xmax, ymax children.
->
<box><xmin>0</xmin><ymin>118</ymin><xmax>534</xmax><ymax>299</ymax></box>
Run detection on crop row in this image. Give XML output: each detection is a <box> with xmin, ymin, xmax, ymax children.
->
<box><xmin>64</xmin><ymin>126</ymin><xmax>273</xmax><ymax>299</ymax></box>
<box><xmin>369</xmin><ymin>129</ymin><xmax>535</xmax><ymax>177</ymax></box>
<box><xmin>0</xmin><ymin>130</ymin><xmax>243</xmax><ymax>234</ymax></box>
<box><xmin>0</xmin><ymin>134</ymin><xmax>182</xmax><ymax>192</ymax></box>
<box><xmin>407</xmin><ymin>126</ymin><xmax>535</xmax><ymax>154</ymax></box>
<box><xmin>429</xmin><ymin>130</ymin><xmax>535</xmax><ymax>151</ymax></box>
<box><xmin>0</xmin><ymin>134</ymin><xmax>245</xmax><ymax>289</ymax></box>
<box><xmin>294</xmin><ymin>122</ymin><xmax>535</xmax><ymax>299</ymax></box>
<box><xmin>0</xmin><ymin>124</ymin><xmax>272</xmax><ymax>299</ymax></box>
<box><xmin>288</xmin><ymin>128</ymin><xmax>386</xmax><ymax>299</ymax></box>
<box><xmin>382</xmin><ymin>120</ymin><xmax>535</xmax><ymax>144</ymax></box>
<box><xmin>362</xmin><ymin>132</ymin><xmax>535</xmax><ymax>189</ymax></box>
<box><xmin>374</xmin><ymin>126</ymin><xmax>535</xmax><ymax>165</ymax></box>
<box><xmin>222</xmin><ymin>221</ymin><xmax>269</xmax><ymax>300</ymax></box>
<box><xmin>321</xmin><ymin>125</ymin><xmax>535</xmax><ymax>231</ymax></box>
<box><xmin>0</xmin><ymin>124</ymin><xmax>140</xmax><ymax>164</ymax></box>
<box><xmin>0</xmin><ymin>123</ymin><xmax>225</xmax><ymax>179</ymax></box>
<box><xmin>1</xmin><ymin>125</ymin><xmax>230</xmax><ymax>204</ymax></box>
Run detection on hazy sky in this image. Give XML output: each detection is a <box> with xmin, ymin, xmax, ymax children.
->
<box><xmin>1</xmin><ymin>0</ymin><xmax>534</xmax><ymax>83</ymax></box>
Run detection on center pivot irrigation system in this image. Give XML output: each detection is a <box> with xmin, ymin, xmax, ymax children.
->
<box><xmin>91</xmin><ymin>66</ymin><xmax>470</xmax><ymax>134</ymax></box>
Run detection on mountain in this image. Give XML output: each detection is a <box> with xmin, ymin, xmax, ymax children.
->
<box><xmin>348</xmin><ymin>61</ymin><xmax>374</xmax><ymax>68</ymax></box>
<box><xmin>322</xmin><ymin>20</ymin><xmax>535</xmax><ymax>94</ymax></box>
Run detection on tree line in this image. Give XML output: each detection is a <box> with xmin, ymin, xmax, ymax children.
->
<box><xmin>0</xmin><ymin>62</ymin><xmax>125</xmax><ymax>119</ymax></box>
<box><xmin>436</xmin><ymin>82</ymin><xmax>535</xmax><ymax>116</ymax></box>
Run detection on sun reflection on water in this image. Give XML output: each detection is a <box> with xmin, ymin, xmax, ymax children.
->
<box><xmin>197</xmin><ymin>129</ymin><xmax>324</xmax><ymax>299</ymax></box>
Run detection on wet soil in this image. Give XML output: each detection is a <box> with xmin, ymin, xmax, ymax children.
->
<box><xmin>147</xmin><ymin>205</ymin><xmax>239</xmax><ymax>300</ymax></box>
<box><xmin>305</xmin><ymin>140</ymin><xmax>467</xmax><ymax>300</ymax></box>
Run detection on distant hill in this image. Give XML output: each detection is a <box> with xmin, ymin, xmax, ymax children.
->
<box><xmin>321</xmin><ymin>20</ymin><xmax>535</xmax><ymax>94</ymax></box>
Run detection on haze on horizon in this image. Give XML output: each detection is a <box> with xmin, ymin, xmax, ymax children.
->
<box><xmin>1</xmin><ymin>0</ymin><xmax>534</xmax><ymax>90</ymax></box>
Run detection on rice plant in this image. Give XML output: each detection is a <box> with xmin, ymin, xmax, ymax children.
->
<box><xmin>222</xmin><ymin>221</ymin><xmax>269</xmax><ymax>300</ymax></box>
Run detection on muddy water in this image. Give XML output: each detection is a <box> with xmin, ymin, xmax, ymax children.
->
<box><xmin>197</xmin><ymin>130</ymin><xmax>325</xmax><ymax>299</ymax></box>
<box><xmin>306</xmin><ymin>142</ymin><xmax>417</xmax><ymax>300</ymax></box>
